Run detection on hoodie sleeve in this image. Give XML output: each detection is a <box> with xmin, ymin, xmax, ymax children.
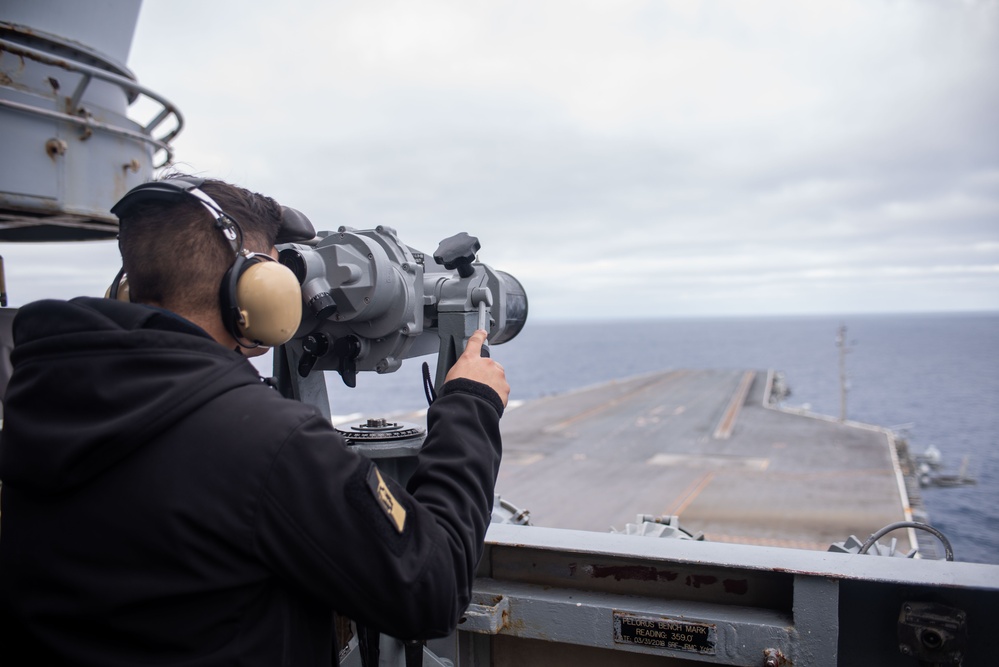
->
<box><xmin>253</xmin><ymin>382</ymin><xmax>502</xmax><ymax>639</ymax></box>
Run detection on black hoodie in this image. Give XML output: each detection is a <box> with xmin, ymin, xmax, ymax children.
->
<box><xmin>0</xmin><ymin>297</ymin><xmax>503</xmax><ymax>666</ymax></box>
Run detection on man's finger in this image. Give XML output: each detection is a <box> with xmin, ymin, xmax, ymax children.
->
<box><xmin>463</xmin><ymin>329</ymin><xmax>487</xmax><ymax>357</ymax></box>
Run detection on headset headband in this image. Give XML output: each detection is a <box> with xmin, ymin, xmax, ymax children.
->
<box><xmin>111</xmin><ymin>177</ymin><xmax>241</xmax><ymax>254</ymax></box>
<box><xmin>111</xmin><ymin>177</ymin><xmax>317</xmax><ymax>246</ymax></box>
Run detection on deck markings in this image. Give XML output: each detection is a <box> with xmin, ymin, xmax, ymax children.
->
<box><xmin>543</xmin><ymin>372</ymin><xmax>686</xmax><ymax>434</ymax></box>
<box><xmin>667</xmin><ymin>471</ymin><xmax>716</xmax><ymax>516</ymax></box>
<box><xmin>712</xmin><ymin>370</ymin><xmax>755</xmax><ymax>439</ymax></box>
<box><xmin>647</xmin><ymin>453</ymin><xmax>770</xmax><ymax>470</ymax></box>
<box><xmin>503</xmin><ymin>452</ymin><xmax>544</xmax><ymax>466</ymax></box>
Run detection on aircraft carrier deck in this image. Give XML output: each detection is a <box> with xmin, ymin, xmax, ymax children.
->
<box><xmin>491</xmin><ymin>368</ymin><xmax>920</xmax><ymax>555</ymax></box>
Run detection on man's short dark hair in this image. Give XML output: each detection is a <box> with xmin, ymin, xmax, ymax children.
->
<box><xmin>116</xmin><ymin>177</ymin><xmax>283</xmax><ymax>315</ymax></box>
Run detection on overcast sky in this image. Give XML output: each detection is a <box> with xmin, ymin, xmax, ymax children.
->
<box><xmin>4</xmin><ymin>0</ymin><xmax>998</xmax><ymax>320</ymax></box>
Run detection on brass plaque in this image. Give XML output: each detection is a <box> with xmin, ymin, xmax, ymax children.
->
<box><xmin>613</xmin><ymin>612</ymin><xmax>717</xmax><ymax>655</ymax></box>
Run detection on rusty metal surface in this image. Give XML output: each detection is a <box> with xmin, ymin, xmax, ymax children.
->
<box><xmin>0</xmin><ymin>3</ymin><xmax>184</xmax><ymax>241</ymax></box>
<box><xmin>0</xmin><ymin>36</ymin><xmax>183</xmax><ymax>159</ymax></box>
<box><xmin>461</xmin><ymin>524</ymin><xmax>999</xmax><ymax>666</ymax></box>
<box><xmin>481</xmin><ymin>523</ymin><xmax>999</xmax><ymax>589</ymax></box>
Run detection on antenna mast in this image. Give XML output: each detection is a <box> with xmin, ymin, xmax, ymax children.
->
<box><xmin>837</xmin><ymin>324</ymin><xmax>848</xmax><ymax>422</ymax></box>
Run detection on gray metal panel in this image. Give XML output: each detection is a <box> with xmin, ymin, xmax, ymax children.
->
<box><xmin>483</xmin><ymin>524</ymin><xmax>999</xmax><ymax>590</ymax></box>
<box><xmin>456</xmin><ymin>524</ymin><xmax>999</xmax><ymax>666</ymax></box>
<box><xmin>0</xmin><ymin>0</ymin><xmax>180</xmax><ymax>240</ymax></box>
<box><xmin>1</xmin><ymin>0</ymin><xmax>142</xmax><ymax>67</ymax></box>
<box><xmin>0</xmin><ymin>87</ymin><xmax>61</xmax><ymax>201</ymax></box>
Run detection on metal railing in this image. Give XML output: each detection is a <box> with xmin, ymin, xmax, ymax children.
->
<box><xmin>0</xmin><ymin>35</ymin><xmax>183</xmax><ymax>167</ymax></box>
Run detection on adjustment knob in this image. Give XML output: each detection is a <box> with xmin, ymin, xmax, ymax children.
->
<box><xmin>434</xmin><ymin>232</ymin><xmax>480</xmax><ymax>278</ymax></box>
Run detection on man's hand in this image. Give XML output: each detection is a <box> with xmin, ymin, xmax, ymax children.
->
<box><xmin>445</xmin><ymin>330</ymin><xmax>510</xmax><ymax>406</ymax></box>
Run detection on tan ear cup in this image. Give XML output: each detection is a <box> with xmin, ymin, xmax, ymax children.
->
<box><xmin>105</xmin><ymin>273</ymin><xmax>131</xmax><ymax>302</ymax></box>
<box><xmin>235</xmin><ymin>260</ymin><xmax>303</xmax><ymax>347</ymax></box>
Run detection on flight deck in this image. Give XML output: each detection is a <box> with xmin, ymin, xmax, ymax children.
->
<box><xmin>492</xmin><ymin>368</ymin><xmax>918</xmax><ymax>554</ymax></box>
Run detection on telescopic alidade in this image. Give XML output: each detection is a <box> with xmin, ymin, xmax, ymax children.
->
<box><xmin>273</xmin><ymin>225</ymin><xmax>527</xmax><ymax>416</ymax></box>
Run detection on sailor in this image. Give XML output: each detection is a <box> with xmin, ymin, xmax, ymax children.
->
<box><xmin>0</xmin><ymin>176</ymin><xmax>509</xmax><ymax>666</ymax></box>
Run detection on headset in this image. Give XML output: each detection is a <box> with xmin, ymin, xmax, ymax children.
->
<box><xmin>108</xmin><ymin>176</ymin><xmax>310</xmax><ymax>348</ymax></box>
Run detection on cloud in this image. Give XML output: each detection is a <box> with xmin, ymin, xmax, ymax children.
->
<box><xmin>3</xmin><ymin>0</ymin><xmax>996</xmax><ymax>318</ymax></box>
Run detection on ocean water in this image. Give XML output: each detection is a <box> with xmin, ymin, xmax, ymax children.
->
<box><xmin>317</xmin><ymin>312</ymin><xmax>999</xmax><ymax>565</ymax></box>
